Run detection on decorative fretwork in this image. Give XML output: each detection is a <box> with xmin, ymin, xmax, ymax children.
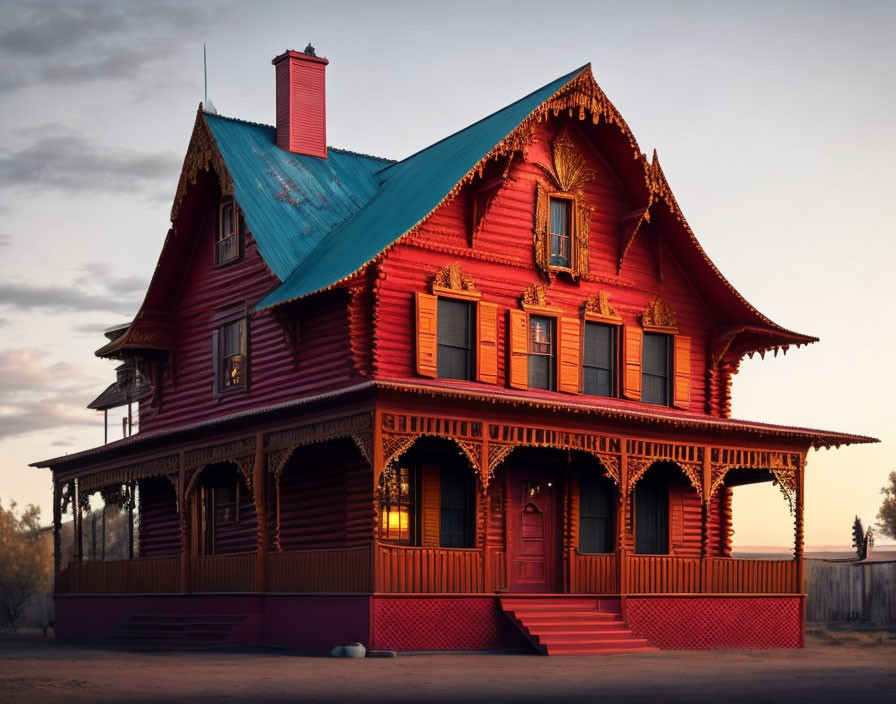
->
<box><xmin>184</xmin><ymin>437</ymin><xmax>256</xmax><ymax>493</ymax></box>
<box><xmin>431</xmin><ymin>263</ymin><xmax>478</xmax><ymax>294</ymax></box>
<box><xmin>625</xmin><ymin>439</ymin><xmax>705</xmax><ymax>496</ymax></box>
<box><xmin>265</xmin><ymin>413</ymin><xmax>374</xmax><ymax>452</ymax></box>
<box><xmin>171</xmin><ymin>108</ymin><xmax>233</xmax><ymax>222</ymax></box>
<box><xmin>708</xmin><ymin>447</ymin><xmax>803</xmax><ymax>511</ymax></box>
<box><xmin>533</xmin><ymin>127</ymin><xmax>596</xmax><ymax>280</ymax></box>
<box><xmin>74</xmin><ymin>454</ymin><xmax>180</xmax><ymax>497</ymax></box>
<box><xmin>640</xmin><ymin>296</ymin><xmax>678</xmax><ymax>332</ymax></box>
<box><xmin>380</xmin><ymin>413</ymin><xmax>482</xmax><ymax>441</ymax></box>
<box><xmin>583</xmin><ymin>292</ymin><xmax>620</xmax><ymax>320</ymax></box>
<box><xmin>382</xmin><ymin>434</ymin><xmax>423</xmax><ymax>472</ymax></box>
<box><xmin>520</xmin><ymin>283</ymin><xmax>550</xmax><ymax>307</ymax></box>
<box><xmin>487</xmin><ymin>443</ymin><xmax>516</xmax><ymax>478</ymax></box>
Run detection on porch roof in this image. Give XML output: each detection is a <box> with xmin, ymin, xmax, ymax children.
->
<box><xmin>32</xmin><ymin>379</ymin><xmax>876</xmax><ymax>471</ymax></box>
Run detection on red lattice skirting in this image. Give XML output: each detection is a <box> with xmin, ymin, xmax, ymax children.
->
<box><xmin>625</xmin><ymin>596</ymin><xmax>804</xmax><ymax>649</ymax></box>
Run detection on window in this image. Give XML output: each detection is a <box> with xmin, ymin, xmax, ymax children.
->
<box><xmin>380</xmin><ymin>465</ymin><xmax>415</xmax><ymax>544</ymax></box>
<box><xmin>635</xmin><ymin>475</ymin><xmax>669</xmax><ymax>555</ymax></box>
<box><xmin>579</xmin><ymin>475</ymin><xmax>614</xmax><ymax>553</ymax></box>
<box><xmin>583</xmin><ymin>322</ymin><xmax>615</xmax><ymax>397</ymax></box>
<box><xmin>440</xmin><ymin>470</ymin><xmax>474</xmax><ymax>548</ymax></box>
<box><xmin>642</xmin><ymin>332</ymin><xmax>671</xmax><ymax>405</ymax></box>
<box><xmin>549</xmin><ymin>197</ymin><xmax>572</xmax><ymax>268</ymax></box>
<box><xmin>214</xmin><ymin>318</ymin><xmax>248</xmax><ymax>393</ymax></box>
<box><xmin>200</xmin><ymin>479</ymin><xmax>241</xmax><ymax>555</ymax></box>
<box><xmin>214</xmin><ymin>482</ymin><xmax>239</xmax><ymax>525</ymax></box>
<box><xmin>528</xmin><ymin>315</ymin><xmax>555</xmax><ymax>390</ymax></box>
<box><xmin>215</xmin><ymin>200</ymin><xmax>241</xmax><ymax>265</ymax></box>
<box><xmin>436</xmin><ymin>298</ymin><xmax>474</xmax><ymax>380</ymax></box>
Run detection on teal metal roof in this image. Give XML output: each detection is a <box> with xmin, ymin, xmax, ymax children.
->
<box><xmin>204</xmin><ymin>113</ymin><xmax>392</xmax><ymax>281</ymax></box>
<box><xmin>254</xmin><ymin>65</ymin><xmax>587</xmax><ymax>309</ymax></box>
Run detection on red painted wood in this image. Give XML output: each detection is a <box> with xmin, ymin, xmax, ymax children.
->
<box><xmin>508</xmin><ymin>467</ymin><xmax>558</xmax><ymax>593</ymax></box>
<box><xmin>273</xmin><ymin>50</ymin><xmax>328</xmax><ymax>158</ymax></box>
<box><xmin>137</xmin><ymin>476</ymin><xmax>179</xmax><ymax>558</ymax></box>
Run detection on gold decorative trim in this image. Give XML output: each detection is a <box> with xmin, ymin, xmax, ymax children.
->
<box><xmin>171</xmin><ymin>108</ymin><xmax>233</xmax><ymax>222</ymax></box>
<box><xmin>583</xmin><ymin>292</ymin><xmax>621</xmax><ymax>322</ymax></box>
<box><xmin>532</xmin><ymin>128</ymin><xmax>596</xmax><ymax>280</ymax></box>
<box><xmin>521</xmin><ymin>283</ymin><xmax>550</xmax><ymax>307</ymax></box>
<box><xmin>431</xmin><ymin>263</ymin><xmax>479</xmax><ymax>297</ymax></box>
<box><xmin>641</xmin><ymin>296</ymin><xmax>678</xmax><ymax>332</ymax></box>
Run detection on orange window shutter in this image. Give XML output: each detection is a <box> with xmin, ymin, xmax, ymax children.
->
<box><xmin>421</xmin><ymin>465</ymin><xmax>440</xmax><ymax>547</ymax></box>
<box><xmin>507</xmin><ymin>309</ymin><xmax>528</xmax><ymax>389</ymax></box>
<box><xmin>673</xmin><ymin>335</ymin><xmax>691</xmax><ymax>409</ymax></box>
<box><xmin>558</xmin><ymin>316</ymin><xmax>581</xmax><ymax>394</ymax></box>
<box><xmin>622</xmin><ymin>325</ymin><xmax>642</xmax><ymax>400</ymax></box>
<box><xmin>415</xmin><ymin>292</ymin><xmax>438</xmax><ymax>378</ymax></box>
<box><xmin>476</xmin><ymin>301</ymin><xmax>498</xmax><ymax>385</ymax></box>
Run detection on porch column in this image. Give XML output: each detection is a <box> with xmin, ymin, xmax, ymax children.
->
<box><xmin>372</xmin><ymin>408</ymin><xmax>384</xmax><ymax>593</ymax></box>
<box><xmin>253</xmin><ymin>433</ymin><xmax>267</xmax><ymax>592</ymax></box>
<box><xmin>700</xmin><ymin>447</ymin><xmax>712</xmax><ymax>593</ymax></box>
<box><xmin>74</xmin><ymin>478</ymin><xmax>83</xmax><ymax>563</ymax></box>
<box><xmin>617</xmin><ymin>444</ymin><xmax>628</xmax><ymax>596</ymax></box>
<box><xmin>178</xmin><ymin>450</ymin><xmax>191</xmax><ymax>593</ymax></box>
<box><xmin>795</xmin><ymin>454</ymin><xmax>806</xmax><ymax>593</ymax></box>
<box><xmin>481</xmin><ymin>422</ymin><xmax>490</xmax><ymax>592</ymax></box>
<box><xmin>52</xmin><ymin>478</ymin><xmax>61</xmax><ymax>577</ymax></box>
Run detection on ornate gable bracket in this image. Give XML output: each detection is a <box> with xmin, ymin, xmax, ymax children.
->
<box><xmin>431</xmin><ymin>263</ymin><xmax>480</xmax><ymax>299</ymax></box>
<box><xmin>171</xmin><ymin>108</ymin><xmax>233</xmax><ymax>222</ymax></box>
<box><xmin>640</xmin><ymin>296</ymin><xmax>678</xmax><ymax>333</ymax></box>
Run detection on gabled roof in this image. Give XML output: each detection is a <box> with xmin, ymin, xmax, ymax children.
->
<box><xmin>256</xmin><ymin>64</ymin><xmax>590</xmax><ymax>308</ymax></box>
<box><xmin>204</xmin><ymin>114</ymin><xmax>393</xmax><ymax>281</ymax></box>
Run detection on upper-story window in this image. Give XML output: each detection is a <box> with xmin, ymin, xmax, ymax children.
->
<box><xmin>216</xmin><ymin>199</ymin><xmax>242</xmax><ymax>265</ymax></box>
<box><xmin>642</xmin><ymin>332</ymin><xmax>672</xmax><ymax>406</ymax></box>
<box><xmin>528</xmin><ymin>315</ymin><xmax>555</xmax><ymax>391</ymax></box>
<box><xmin>549</xmin><ymin>197</ymin><xmax>572</xmax><ymax>269</ymax></box>
<box><xmin>214</xmin><ymin>317</ymin><xmax>248</xmax><ymax>393</ymax></box>
<box><xmin>583</xmin><ymin>322</ymin><xmax>616</xmax><ymax>397</ymax></box>
<box><xmin>436</xmin><ymin>298</ymin><xmax>474</xmax><ymax>381</ymax></box>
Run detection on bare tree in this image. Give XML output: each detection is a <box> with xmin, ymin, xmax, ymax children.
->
<box><xmin>0</xmin><ymin>499</ymin><xmax>50</xmax><ymax>632</ymax></box>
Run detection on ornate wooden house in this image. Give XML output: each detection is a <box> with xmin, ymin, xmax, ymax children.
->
<box><xmin>35</xmin><ymin>49</ymin><xmax>875</xmax><ymax>654</ymax></box>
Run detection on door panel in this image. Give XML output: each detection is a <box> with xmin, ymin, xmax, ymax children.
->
<box><xmin>509</xmin><ymin>474</ymin><xmax>557</xmax><ymax>592</ymax></box>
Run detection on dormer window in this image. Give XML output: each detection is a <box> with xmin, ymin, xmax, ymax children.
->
<box><xmin>215</xmin><ymin>199</ymin><xmax>241</xmax><ymax>265</ymax></box>
<box><xmin>549</xmin><ymin>197</ymin><xmax>572</xmax><ymax>269</ymax></box>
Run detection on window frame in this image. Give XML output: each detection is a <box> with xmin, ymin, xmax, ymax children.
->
<box><xmin>435</xmin><ymin>297</ymin><xmax>476</xmax><ymax>381</ymax></box>
<box><xmin>578</xmin><ymin>474</ymin><xmax>615</xmax><ymax>554</ymax></box>
<box><xmin>582</xmin><ymin>311</ymin><xmax>621</xmax><ymax>398</ymax></box>
<box><xmin>548</xmin><ymin>194</ymin><xmax>574</xmax><ymax>271</ymax></box>
<box><xmin>641</xmin><ymin>331</ymin><xmax>673</xmax><ymax>406</ymax></box>
<box><xmin>527</xmin><ymin>314</ymin><xmax>557</xmax><ymax>391</ymax></box>
<box><xmin>378</xmin><ymin>464</ymin><xmax>418</xmax><ymax>545</ymax></box>
<box><xmin>215</xmin><ymin>198</ymin><xmax>243</xmax><ymax>267</ymax></box>
<box><xmin>212</xmin><ymin>310</ymin><xmax>250</xmax><ymax>397</ymax></box>
<box><xmin>633</xmin><ymin>474</ymin><xmax>670</xmax><ymax>556</ymax></box>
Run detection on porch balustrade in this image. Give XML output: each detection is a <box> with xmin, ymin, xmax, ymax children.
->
<box><xmin>265</xmin><ymin>546</ymin><xmax>372</xmax><ymax>592</ymax></box>
<box><xmin>375</xmin><ymin>544</ymin><xmax>483</xmax><ymax>593</ymax></box>
<box><xmin>190</xmin><ymin>553</ymin><xmax>256</xmax><ymax>593</ymax></box>
<box><xmin>56</xmin><ymin>556</ymin><xmax>180</xmax><ymax>594</ymax></box>
<box><xmin>568</xmin><ymin>551</ymin><xmax>618</xmax><ymax>594</ymax></box>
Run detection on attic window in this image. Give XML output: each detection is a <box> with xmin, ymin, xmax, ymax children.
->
<box><xmin>216</xmin><ymin>199</ymin><xmax>242</xmax><ymax>265</ymax></box>
<box><xmin>549</xmin><ymin>197</ymin><xmax>572</xmax><ymax>269</ymax></box>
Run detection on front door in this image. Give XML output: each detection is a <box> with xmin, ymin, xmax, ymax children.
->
<box><xmin>509</xmin><ymin>472</ymin><xmax>558</xmax><ymax>592</ymax></box>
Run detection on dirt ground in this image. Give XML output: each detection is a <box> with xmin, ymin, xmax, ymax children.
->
<box><xmin>0</xmin><ymin>635</ymin><xmax>894</xmax><ymax>704</ymax></box>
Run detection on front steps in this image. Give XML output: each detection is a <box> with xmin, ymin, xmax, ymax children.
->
<box><xmin>112</xmin><ymin>614</ymin><xmax>249</xmax><ymax>650</ymax></box>
<box><xmin>499</xmin><ymin>597</ymin><xmax>658</xmax><ymax>655</ymax></box>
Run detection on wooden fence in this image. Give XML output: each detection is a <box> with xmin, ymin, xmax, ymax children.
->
<box><xmin>805</xmin><ymin>560</ymin><xmax>896</xmax><ymax>624</ymax></box>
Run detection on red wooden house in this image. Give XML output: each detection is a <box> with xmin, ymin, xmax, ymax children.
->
<box><xmin>35</xmin><ymin>49</ymin><xmax>875</xmax><ymax>654</ymax></box>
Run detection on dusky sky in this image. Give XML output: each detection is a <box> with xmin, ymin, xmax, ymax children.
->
<box><xmin>0</xmin><ymin>0</ymin><xmax>893</xmax><ymax>547</ymax></box>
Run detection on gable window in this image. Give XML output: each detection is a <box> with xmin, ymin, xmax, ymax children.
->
<box><xmin>436</xmin><ymin>298</ymin><xmax>474</xmax><ymax>381</ymax></box>
<box><xmin>528</xmin><ymin>315</ymin><xmax>555</xmax><ymax>391</ymax></box>
<box><xmin>635</xmin><ymin>474</ymin><xmax>669</xmax><ymax>555</ymax></box>
<box><xmin>549</xmin><ymin>197</ymin><xmax>572</xmax><ymax>269</ymax></box>
<box><xmin>216</xmin><ymin>200</ymin><xmax>241</xmax><ymax>265</ymax></box>
<box><xmin>579</xmin><ymin>475</ymin><xmax>614</xmax><ymax>553</ymax></box>
<box><xmin>583</xmin><ymin>322</ymin><xmax>616</xmax><ymax>397</ymax></box>
<box><xmin>642</xmin><ymin>332</ymin><xmax>672</xmax><ymax>405</ymax></box>
<box><xmin>214</xmin><ymin>318</ymin><xmax>248</xmax><ymax>393</ymax></box>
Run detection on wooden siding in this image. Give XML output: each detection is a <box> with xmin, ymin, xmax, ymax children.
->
<box><xmin>277</xmin><ymin>439</ymin><xmax>372</xmax><ymax>550</ymax></box>
<box><xmin>375</xmin><ymin>118</ymin><xmax>712</xmax><ymax>412</ymax></box>
<box><xmin>265</xmin><ymin>547</ymin><xmax>372</xmax><ymax>592</ymax></box>
<box><xmin>375</xmin><ymin>544</ymin><xmax>483</xmax><ymax>593</ymax></box>
<box><xmin>56</xmin><ymin>556</ymin><xmax>180</xmax><ymax>594</ymax></box>
<box><xmin>139</xmin><ymin>194</ymin><xmax>355</xmax><ymax>433</ymax></box>
<box><xmin>138</xmin><ymin>476</ymin><xmax>180</xmax><ymax>558</ymax></box>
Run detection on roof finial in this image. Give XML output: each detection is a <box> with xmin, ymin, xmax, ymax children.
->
<box><xmin>304</xmin><ymin>43</ymin><xmax>317</xmax><ymax>57</ymax></box>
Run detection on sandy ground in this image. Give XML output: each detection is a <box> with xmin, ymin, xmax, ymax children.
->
<box><xmin>0</xmin><ymin>637</ymin><xmax>894</xmax><ymax>704</ymax></box>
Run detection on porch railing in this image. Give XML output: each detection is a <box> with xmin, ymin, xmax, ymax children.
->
<box><xmin>625</xmin><ymin>555</ymin><xmax>702</xmax><ymax>593</ymax></box>
<box><xmin>265</xmin><ymin>546</ymin><xmax>372</xmax><ymax>593</ymax></box>
<box><xmin>706</xmin><ymin>557</ymin><xmax>798</xmax><ymax>594</ymax></box>
<box><xmin>375</xmin><ymin>544</ymin><xmax>483</xmax><ymax>593</ymax></box>
<box><xmin>190</xmin><ymin>553</ymin><xmax>255</xmax><ymax>593</ymax></box>
<box><xmin>569</xmin><ymin>550</ymin><xmax>618</xmax><ymax>594</ymax></box>
<box><xmin>56</xmin><ymin>556</ymin><xmax>180</xmax><ymax>594</ymax></box>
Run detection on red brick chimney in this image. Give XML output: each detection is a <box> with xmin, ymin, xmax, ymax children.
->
<box><xmin>272</xmin><ymin>47</ymin><xmax>328</xmax><ymax>158</ymax></box>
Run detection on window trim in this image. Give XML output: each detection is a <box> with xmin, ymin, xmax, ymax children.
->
<box><xmin>582</xmin><ymin>311</ymin><xmax>622</xmax><ymax>398</ymax></box>
<box><xmin>212</xmin><ymin>311</ymin><xmax>250</xmax><ymax>397</ymax></box>
<box><xmin>435</xmin><ymin>297</ymin><xmax>476</xmax><ymax>381</ymax></box>
<box><xmin>544</xmin><ymin>192</ymin><xmax>577</xmax><ymax>274</ymax></box>
<box><xmin>641</xmin><ymin>331</ymin><xmax>673</xmax><ymax>407</ymax></box>
<box><xmin>215</xmin><ymin>198</ymin><xmax>243</xmax><ymax>267</ymax></box>
<box><xmin>527</xmin><ymin>313</ymin><xmax>557</xmax><ymax>391</ymax></box>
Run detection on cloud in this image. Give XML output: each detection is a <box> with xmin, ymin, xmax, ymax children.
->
<box><xmin>73</xmin><ymin>323</ymin><xmax>117</xmax><ymax>336</ymax></box>
<box><xmin>0</xmin><ymin>127</ymin><xmax>179</xmax><ymax>195</ymax></box>
<box><xmin>0</xmin><ymin>261</ymin><xmax>146</xmax><ymax>316</ymax></box>
<box><xmin>0</xmin><ymin>318</ymin><xmax>7</xmax><ymax>327</ymax></box>
<box><xmin>0</xmin><ymin>233</ymin><xmax>10</xmax><ymax>246</ymax></box>
<box><xmin>0</xmin><ymin>2</ymin><xmax>225</xmax><ymax>93</ymax></box>
<box><xmin>0</xmin><ymin>348</ymin><xmax>105</xmax><ymax>441</ymax></box>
